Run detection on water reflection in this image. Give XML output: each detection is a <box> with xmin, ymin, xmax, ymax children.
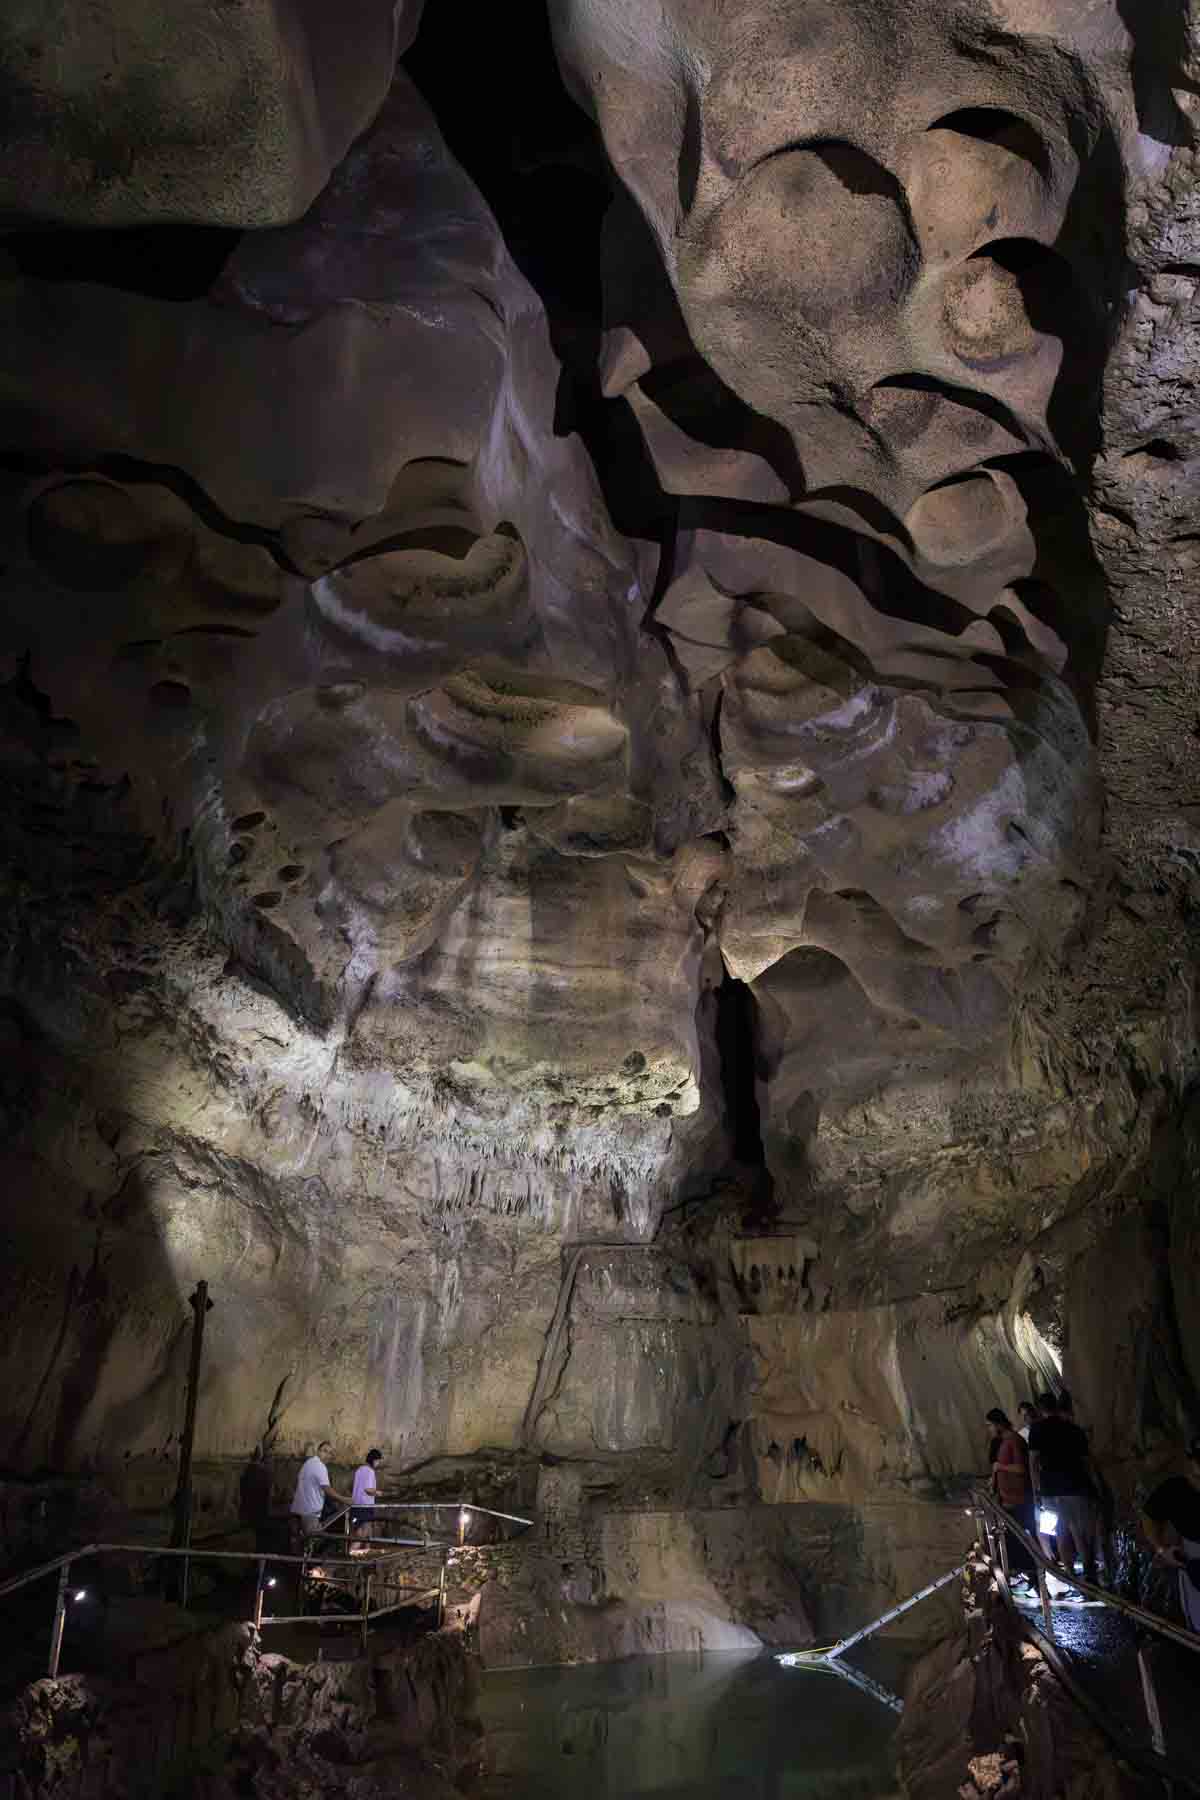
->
<box><xmin>477</xmin><ymin>1650</ymin><xmax>904</xmax><ymax>1798</ymax></box>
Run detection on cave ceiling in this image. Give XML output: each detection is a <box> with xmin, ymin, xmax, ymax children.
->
<box><xmin>2</xmin><ymin>0</ymin><xmax>1200</xmax><ymax>1478</ymax></box>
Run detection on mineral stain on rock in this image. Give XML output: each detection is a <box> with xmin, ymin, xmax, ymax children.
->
<box><xmin>0</xmin><ymin>4</ymin><xmax>1199</xmax><ymax>1797</ymax></box>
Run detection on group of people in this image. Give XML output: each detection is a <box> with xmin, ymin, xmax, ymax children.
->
<box><xmin>986</xmin><ymin>1390</ymin><xmax>1200</xmax><ymax>1627</ymax></box>
<box><xmin>987</xmin><ymin>1390</ymin><xmax>1102</xmax><ymax>1590</ymax></box>
<box><xmin>288</xmin><ymin>1442</ymin><xmax>388</xmax><ymax>1542</ymax></box>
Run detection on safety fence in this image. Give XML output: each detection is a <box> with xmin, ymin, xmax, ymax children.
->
<box><xmin>318</xmin><ymin>1499</ymin><xmax>533</xmax><ymax>1549</ymax></box>
<box><xmin>970</xmin><ymin>1485</ymin><xmax>1200</xmax><ymax>1793</ymax></box>
<box><xmin>778</xmin><ymin>1562</ymin><xmax>967</xmax><ymax>1712</ymax></box>
<box><xmin>0</xmin><ymin>1501</ymin><xmax>534</xmax><ymax>1680</ymax></box>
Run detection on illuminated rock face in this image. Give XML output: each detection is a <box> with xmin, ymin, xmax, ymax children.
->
<box><xmin>0</xmin><ymin>1</ymin><xmax>1197</xmax><ymax>1517</ymax></box>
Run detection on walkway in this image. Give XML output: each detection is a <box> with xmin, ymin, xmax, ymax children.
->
<box><xmin>972</xmin><ymin>1488</ymin><xmax>1200</xmax><ymax>1793</ymax></box>
<box><xmin>0</xmin><ymin>1498</ymin><xmax>533</xmax><ymax>1684</ymax></box>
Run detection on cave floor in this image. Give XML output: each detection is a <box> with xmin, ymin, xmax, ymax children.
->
<box><xmin>1035</xmin><ymin>1601</ymin><xmax>1200</xmax><ymax>1782</ymax></box>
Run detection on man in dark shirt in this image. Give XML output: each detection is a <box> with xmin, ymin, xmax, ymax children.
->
<box><xmin>1028</xmin><ymin>1390</ymin><xmax>1100</xmax><ymax>1584</ymax></box>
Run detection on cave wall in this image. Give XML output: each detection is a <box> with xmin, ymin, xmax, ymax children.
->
<box><xmin>0</xmin><ymin>0</ymin><xmax>1199</xmax><ymax>1545</ymax></box>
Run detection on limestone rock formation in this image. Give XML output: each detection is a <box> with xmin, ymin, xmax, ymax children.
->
<box><xmin>0</xmin><ymin>0</ymin><xmax>1198</xmax><ymax>1636</ymax></box>
<box><xmin>897</xmin><ymin>1559</ymin><xmax>1159</xmax><ymax>1798</ymax></box>
<box><xmin>0</xmin><ymin>0</ymin><xmax>424</xmax><ymax>227</ymax></box>
<box><xmin>0</xmin><ymin>1619</ymin><xmax>476</xmax><ymax>1798</ymax></box>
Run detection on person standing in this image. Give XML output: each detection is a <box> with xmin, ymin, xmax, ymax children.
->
<box><xmin>1028</xmin><ymin>1392</ymin><xmax>1101</xmax><ymax>1585</ymax></box>
<box><xmin>987</xmin><ymin>1407</ymin><xmax>1035</xmax><ymax>1573</ymax></box>
<box><xmin>289</xmin><ymin>1440</ymin><xmax>351</xmax><ymax>1540</ymax></box>
<box><xmin>1017</xmin><ymin>1400</ymin><xmax>1040</xmax><ymax>1444</ymax></box>
<box><xmin>351</xmin><ymin>1448</ymin><xmax>385</xmax><ymax>1540</ymax></box>
<box><xmin>1141</xmin><ymin>1436</ymin><xmax>1200</xmax><ymax>1633</ymax></box>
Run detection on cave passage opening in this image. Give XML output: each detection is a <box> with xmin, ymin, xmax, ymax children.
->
<box><xmin>713</xmin><ymin>967</ymin><xmax>771</xmax><ymax>1191</ymax></box>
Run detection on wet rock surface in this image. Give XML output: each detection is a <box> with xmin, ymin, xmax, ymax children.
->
<box><xmin>896</xmin><ymin>1560</ymin><xmax>1161</xmax><ymax>1799</ymax></box>
<box><xmin>0</xmin><ymin>10</ymin><xmax>1199</xmax><ymax>1760</ymax></box>
<box><xmin>0</xmin><ymin>1620</ymin><xmax>475</xmax><ymax>1799</ymax></box>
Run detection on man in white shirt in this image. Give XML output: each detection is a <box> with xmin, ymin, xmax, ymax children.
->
<box><xmin>289</xmin><ymin>1440</ymin><xmax>351</xmax><ymax>1539</ymax></box>
<box><xmin>351</xmin><ymin>1447</ymin><xmax>385</xmax><ymax>1539</ymax></box>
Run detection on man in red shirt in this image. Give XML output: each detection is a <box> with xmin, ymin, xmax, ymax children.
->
<box><xmin>987</xmin><ymin>1407</ymin><xmax>1034</xmax><ymax>1570</ymax></box>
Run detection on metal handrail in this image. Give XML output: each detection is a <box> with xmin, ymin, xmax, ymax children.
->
<box><xmin>824</xmin><ymin>1563</ymin><xmax>967</xmax><ymax>1660</ymax></box>
<box><xmin>970</xmin><ymin>1487</ymin><xmax>1200</xmax><ymax>1656</ymax></box>
<box><xmin>971</xmin><ymin>1485</ymin><xmax>1200</xmax><ymax>1784</ymax></box>
<box><xmin>322</xmin><ymin>1501</ymin><xmax>534</xmax><ymax>1531</ymax></box>
<box><xmin>779</xmin><ymin>1560</ymin><xmax>968</xmax><ymax>1714</ymax></box>
<box><xmin>0</xmin><ymin>1536</ymin><xmax>454</xmax><ymax>1677</ymax></box>
<box><xmin>2</xmin><ymin>1489</ymin><xmax>535</xmax><ymax>1680</ymax></box>
<box><xmin>0</xmin><ymin>1540</ymin><xmax>428</xmax><ymax>1600</ymax></box>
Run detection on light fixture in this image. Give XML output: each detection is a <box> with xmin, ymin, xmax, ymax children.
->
<box><xmin>459</xmin><ymin>1509</ymin><xmax>470</xmax><ymax>1530</ymax></box>
<box><xmin>73</xmin><ymin>1589</ymin><xmax>87</xmax><ymax>1602</ymax></box>
<box><xmin>266</xmin><ymin>1577</ymin><xmax>277</xmax><ymax>1588</ymax></box>
<box><xmin>1037</xmin><ymin>1508</ymin><xmax>1058</xmax><ymax>1535</ymax></box>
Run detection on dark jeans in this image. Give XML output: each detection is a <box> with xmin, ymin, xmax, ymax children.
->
<box><xmin>1000</xmin><ymin>1497</ymin><xmax>1038</xmax><ymax>1575</ymax></box>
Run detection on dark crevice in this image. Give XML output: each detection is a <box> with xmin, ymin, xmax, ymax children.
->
<box><xmin>0</xmin><ymin>450</ymin><xmax>308</xmax><ymax>576</ymax></box>
<box><xmin>928</xmin><ymin>108</ymin><xmax>1052</xmax><ymax>178</ymax></box>
<box><xmin>340</xmin><ymin>523</ymin><xmax>482</xmax><ymax>568</ymax></box>
<box><xmin>406</xmin><ymin>2</ymin><xmax>608</xmax><ymax>328</ymax></box>
<box><xmin>709</xmin><ymin>691</ymin><xmax>735</xmax><ymax>808</ymax></box>
<box><xmin>639</xmin><ymin>354</ymin><xmax>807</xmax><ymax>502</ymax></box>
<box><xmin>405</xmin><ymin>4</ymin><xmax>673</xmax><ymax>572</ymax></box>
<box><xmin>807</xmin><ymin>141</ymin><xmax>912</xmax><ymax>214</ymax></box>
<box><xmin>1115</xmin><ymin>0</ymin><xmax>1197</xmax><ymax>148</ymax></box>
<box><xmin>1123</xmin><ymin>438</ymin><xmax>1182</xmax><ymax>462</ymax></box>
<box><xmin>713</xmin><ymin>968</ymin><xmax>769</xmax><ymax>1182</ymax></box>
<box><xmin>679</xmin><ymin>83</ymin><xmax>703</xmax><ymax>214</ymax></box>
<box><xmin>679</xmin><ymin>492</ymin><xmax>981</xmax><ymax>642</ymax></box>
<box><xmin>0</xmin><ymin>224</ymin><xmax>243</xmax><ymax>302</ymax></box>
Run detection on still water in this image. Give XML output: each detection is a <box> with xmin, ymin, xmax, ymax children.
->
<box><xmin>478</xmin><ymin>1648</ymin><xmax>908</xmax><ymax>1799</ymax></box>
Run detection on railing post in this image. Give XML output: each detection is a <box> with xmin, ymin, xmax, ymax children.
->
<box><xmin>996</xmin><ymin>1516</ymin><xmax>1010</xmax><ymax>1583</ymax></box>
<box><xmin>438</xmin><ymin>1553</ymin><xmax>447</xmax><ymax>1629</ymax></box>
<box><xmin>970</xmin><ymin>1507</ymin><xmax>985</xmax><ymax>1557</ymax></box>
<box><xmin>253</xmin><ymin>1556</ymin><xmax>266</xmax><ymax>1631</ymax></box>
<box><xmin>982</xmin><ymin>1515</ymin><xmax>998</xmax><ymax>1567</ymax></box>
<box><xmin>1137</xmin><ymin>1643</ymin><xmax>1167</xmax><ymax>1758</ymax></box>
<box><xmin>1036</xmin><ymin>1563</ymin><xmax>1055</xmax><ymax>1640</ymax></box>
<box><xmin>171</xmin><ymin>1282</ymin><xmax>213</xmax><ymax>1570</ymax></box>
<box><xmin>48</xmin><ymin>1562</ymin><xmax>70</xmax><ymax>1679</ymax></box>
<box><xmin>361</xmin><ymin>1569</ymin><xmax>373</xmax><ymax>1658</ymax></box>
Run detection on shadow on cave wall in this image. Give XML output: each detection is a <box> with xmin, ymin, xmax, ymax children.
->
<box><xmin>1057</xmin><ymin>1083</ymin><xmax>1200</xmax><ymax>1472</ymax></box>
<box><xmin>403</xmin><ymin>1</ymin><xmax>1116</xmax><ymax>738</ymax></box>
<box><xmin>0</xmin><ymin>1005</ymin><xmax>193</xmax><ymax>1556</ymax></box>
<box><xmin>0</xmin><ymin>666</ymin><xmax>198</xmax><ymax>1534</ymax></box>
<box><xmin>1116</xmin><ymin>0</ymin><xmax>1197</xmax><ymax>149</ymax></box>
<box><xmin>404</xmin><ymin>0</ymin><xmax>675</xmax><ymax>557</ymax></box>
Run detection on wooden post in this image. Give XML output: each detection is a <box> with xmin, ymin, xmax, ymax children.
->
<box><xmin>47</xmin><ymin>1562</ymin><xmax>70</xmax><ymax>1679</ymax></box>
<box><xmin>171</xmin><ymin>1283</ymin><xmax>214</xmax><ymax>1582</ymax></box>
<box><xmin>361</xmin><ymin>1569</ymin><xmax>374</xmax><ymax>1658</ymax></box>
<box><xmin>253</xmin><ymin>1557</ymin><xmax>266</xmax><ymax>1631</ymax></box>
